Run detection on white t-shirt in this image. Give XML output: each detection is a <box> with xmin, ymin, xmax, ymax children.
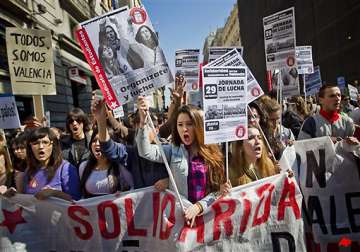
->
<box><xmin>79</xmin><ymin>161</ymin><xmax>116</xmax><ymax>195</ymax></box>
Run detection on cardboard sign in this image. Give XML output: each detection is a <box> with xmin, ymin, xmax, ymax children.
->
<box><xmin>0</xmin><ymin>95</ymin><xmax>21</xmax><ymax>129</ymax></box>
<box><xmin>6</xmin><ymin>28</ymin><xmax>56</xmax><ymax>95</ymax></box>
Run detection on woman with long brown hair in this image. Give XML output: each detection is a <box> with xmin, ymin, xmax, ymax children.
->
<box><xmin>2</xmin><ymin>127</ymin><xmax>81</xmax><ymax>201</ymax></box>
<box><xmin>136</xmin><ymin>96</ymin><xmax>225</xmax><ymax>227</ymax></box>
<box><xmin>229</xmin><ymin>125</ymin><xmax>279</xmax><ymax>186</ymax></box>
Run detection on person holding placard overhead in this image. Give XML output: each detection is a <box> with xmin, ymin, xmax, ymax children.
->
<box><xmin>136</xmin><ymin>90</ymin><xmax>225</xmax><ymax>227</ymax></box>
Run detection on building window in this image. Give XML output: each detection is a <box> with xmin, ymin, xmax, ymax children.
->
<box><xmin>69</xmin><ymin>17</ymin><xmax>78</xmax><ymax>41</ymax></box>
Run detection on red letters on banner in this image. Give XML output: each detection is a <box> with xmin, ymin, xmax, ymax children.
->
<box><xmin>212</xmin><ymin>199</ymin><xmax>236</xmax><ymax>240</ymax></box>
<box><xmin>159</xmin><ymin>194</ymin><xmax>176</xmax><ymax>240</ymax></box>
<box><xmin>252</xmin><ymin>183</ymin><xmax>275</xmax><ymax>227</ymax></box>
<box><xmin>67</xmin><ymin>177</ymin><xmax>300</xmax><ymax>243</ymax></box>
<box><xmin>125</xmin><ymin>198</ymin><xmax>147</xmax><ymax>236</ymax></box>
<box><xmin>68</xmin><ymin>205</ymin><xmax>93</xmax><ymax>240</ymax></box>
<box><xmin>98</xmin><ymin>201</ymin><xmax>121</xmax><ymax>239</ymax></box>
<box><xmin>278</xmin><ymin>178</ymin><xmax>301</xmax><ymax>220</ymax></box>
<box><xmin>240</xmin><ymin>192</ymin><xmax>251</xmax><ymax>233</ymax></box>
<box><xmin>152</xmin><ymin>191</ymin><xmax>160</xmax><ymax>237</ymax></box>
<box><xmin>178</xmin><ymin>217</ymin><xmax>205</xmax><ymax>244</ymax></box>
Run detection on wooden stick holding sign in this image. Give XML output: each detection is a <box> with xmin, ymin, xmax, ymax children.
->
<box><xmin>225</xmin><ymin>141</ymin><xmax>229</xmax><ymax>182</ymax></box>
<box><xmin>144</xmin><ymin>110</ymin><xmax>186</xmax><ymax>212</ymax></box>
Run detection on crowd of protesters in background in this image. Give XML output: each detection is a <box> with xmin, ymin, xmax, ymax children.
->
<box><xmin>0</xmin><ymin>78</ymin><xmax>359</xmax><ymax>223</ymax></box>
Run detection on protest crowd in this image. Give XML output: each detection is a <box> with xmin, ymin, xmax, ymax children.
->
<box><xmin>0</xmin><ymin>4</ymin><xmax>360</xmax><ymax>252</ymax></box>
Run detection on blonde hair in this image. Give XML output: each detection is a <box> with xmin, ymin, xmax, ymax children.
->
<box><xmin>229</xmin><ymin>125</ymin><xmax>278</xmax><ymax>186</ymax></box>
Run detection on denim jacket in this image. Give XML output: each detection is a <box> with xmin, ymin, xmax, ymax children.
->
<box><xmin>136</xmin><ymin>126</ymin><xmax>219</xmax><ymax>210</ymax></box>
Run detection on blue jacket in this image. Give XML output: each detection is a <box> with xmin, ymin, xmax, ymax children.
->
<box><xmin>100</xmin><ymin>138</ymin><xmax>168</xmax><ymax>189</ymax></box>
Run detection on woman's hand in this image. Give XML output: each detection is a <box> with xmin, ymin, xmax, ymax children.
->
<box><xmin>220</xmin><ymin>180</ymin><xmax>232</xmax><ymax>196</ymax></box>
<box><xmin>137</xmin><ymin>96</ymin><xmax>149</xmax><ymax>128</ymax></box>
<box><xmin>184</xmin><ymin>203</ymin><xmax>203</xmax><ymax>228</ymax></box>
<box><xmin>91</xmin><ymin>94</ymin><xmax>107</xmax><ymax>123</ymax></box>
<box><xmin>0</xmin><ymin>186</ymin><xmax>17</xmax><ymax>198</ymax></box>
<box><xmin>154</xmin><ymin>178</ymin><xmax>169</xmax><ymax>191</ymax></box>
<box><xmin>35</xmin><ymin>188</ymin><xmax>73</xmax><ymax>202</ymax></box>
<box><xmin>169</xmin><ymin>74</ymin><xmax>185</xmax><ymax>104</ymax></box>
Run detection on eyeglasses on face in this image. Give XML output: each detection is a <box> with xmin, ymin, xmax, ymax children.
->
<box><xmin>30</xmin><ymin>140</ymin><xmax>52</xmax><ymax>147</ymax></box>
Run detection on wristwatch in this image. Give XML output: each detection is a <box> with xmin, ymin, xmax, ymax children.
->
<box><xmin>336</xmin><ymin>137</ymin><xmax>343</xmax><ymax>142</ymax></box>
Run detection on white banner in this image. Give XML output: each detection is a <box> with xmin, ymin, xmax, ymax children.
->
<box><xmin>295</xmin><ymin>46</ymin><xmax>314</xmax><ymax>75</ymax></box>
<box><xmin>348</xmin><ymin>84</ymin><xmax>358</xmax><ymax>102</ymax></box>
<box><xmin>207</xmin><ymin>48</ymin><xmax>264</xmax><ymax>103</ymax></box>
<box><xmin>281</xmin><ymin>137</ymin><xmax>360</xmax><ymax>251</ymax></box>
<box><xmin>0</xmin><ymin>95</ymin><xmax>21</xmax><ymax>129</ymax></box>
<box><xmin>77</xmin><ymin>6</ymin><xmax>173</xmax><ymax>108</ymax></box>
<box><xmin>0</xmin><ymin>174</ymin><xmax>305</xmax><ymax>251</ymax></box>
<box><xmin>202</xmin><ymin>66</ymin><xmax>247</xmax><ymax>144</ymax></box>
<box><xmin>6</xmin><ymin>28</ymin><xmax>56</xmax><ymax>95</ymax></box>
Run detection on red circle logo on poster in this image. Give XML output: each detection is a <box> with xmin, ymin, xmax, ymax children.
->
<box><xmin>251</xmin><ymin>87</ymin><xmax>261</xmax><ymax>97</ymax></box>
<box><xmin>286</xmin><ymin>56</ymin><xmax>295</xmax><ymax>67</ymax></box>
<box><xmin>235</xmin><ymin>125</ymin><xmax>246</xmax><ymax>138</ymax></box>
<box><xmin>130</xmin><ymin>7</ymin><xmax>147</xmax><ymax>24</ymax></box>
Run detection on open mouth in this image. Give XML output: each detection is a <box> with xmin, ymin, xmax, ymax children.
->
<box><xmin>38</xmin><ymin>150</ymin><xmax>46</xmax><ymax>158</ymax></box>
<box><xmin>254</xmin><ymin>145</ymin><xmax>262</xmax><ymax>153</ymax></box>
<box><xmin>183</xmin><ymin>133</ymin><xmax>191</xmax><ymax>144</ymax></box>
<box><xmin>94</xmin><ymin>147</ymin><xmax>102</xmax><ymax>157</ymax></box>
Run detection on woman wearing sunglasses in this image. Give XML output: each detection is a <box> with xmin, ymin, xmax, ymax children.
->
<box><xmin>3</xmin><ymin>127</ymin><xmax>81</xmax><ymax>201</ymax></box>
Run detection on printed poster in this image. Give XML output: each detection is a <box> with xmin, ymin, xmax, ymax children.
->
<box><xmin>202</xmin><ymin>66</ymin><xmax>247</xmax><ymax>144</ymax></box>
<box><xmin>208</xmin><ymin>46</ymin><xmax>243</xmax><ymax>62</ymax></box>
<box><xmin>77</xmin><ymin>6</ymin><xmax>173</xmax><ymax>109</ymax></box>
<box><xmin>207</xmin><ymin>48</ymin><xmax>264</xmax><ymax>103</ymax></box>
<box><xmin>264</xmin><ymin>7</ymin><xmax>299</xmax><ymax>97</ymax></box>
<box><xmin>305</xmin><ymin>65</ymin><xmax>322</xmax><ymax>96</ymax></box>
<box><xmin>295</xmin><ymin>46</ymin><xmax>314</xmax><ymax>75</ymax></box>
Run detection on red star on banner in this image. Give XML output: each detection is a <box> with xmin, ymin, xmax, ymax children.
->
<box><xmin>0</xmin><ymin>208</ymin><xmax>26</xmax><ymax>234</ymax></box>
<box><xmin>339</xmin><ymin>237</ymin><xmax>352</xmax><ymax>247</ymax></box>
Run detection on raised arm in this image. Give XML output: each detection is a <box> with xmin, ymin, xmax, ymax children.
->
<box><xmin>136</xmin><ymin>96</ymin><xmax>172</xmax><ymax>163</ymax></box>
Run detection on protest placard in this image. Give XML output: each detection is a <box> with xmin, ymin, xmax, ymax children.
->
<box><xmin>112</xmin><ymin>105</ymin><xmax>124</xmax><ymax>118</ymax></box>
<box><xmin>0</xmin><ymin>173</ymin><xmax>305</xmax><ymax>251</ymax></box>
<box><xmin>305</xmin><ymin>66</ymin><xmax>322</xmax><ymax>96</ymax></box>
<box><xmin>207</xmin><ymin>48</ymin><xmax>264</xmax><ymax>103</ymax></box>
<box><xmin>348</xmin><ymin>84</ymin><xmax>359</xmax><ymax>102</ymax></box>
<box><xmin>263</xmin><ymin>7</ymin><xmax>299</xmax><ymax>97</ymax></box>
<box><xmin>202</xmin><ymin>66</ymin><xmax>247</xmax><ymax>144</ymax></box>
<box><xmin>76</xmin><ymin>6</ymin><xmax>173</xmax><ymax>109</ymax></box>
<box><xmin>281</xmin><ymin>137</ymin><xmax>360</xmax><ymax>251</ymax></box>
<box><xmin>0</xmin><ymin>95</ymin><xmax>21</xmax><ymax>129</ymax></box>
<box><xmin>5</xmin><ymin>28</ymin><xmax>56</xmax><ymax>95</ymax></box>
<box><xmin>208</xmin><ymin>46</ymin><xmax>243</xmax><ymax>62</ymax></box>
<box><xmin>175</xmin><ymin>49</ymin><xmax>200</xmax><ymax>91</ymax></box>
<box><xmin>295</xmin><ymin>46</ymin><xmax>314</xmax><ymax>75</ymax></box>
